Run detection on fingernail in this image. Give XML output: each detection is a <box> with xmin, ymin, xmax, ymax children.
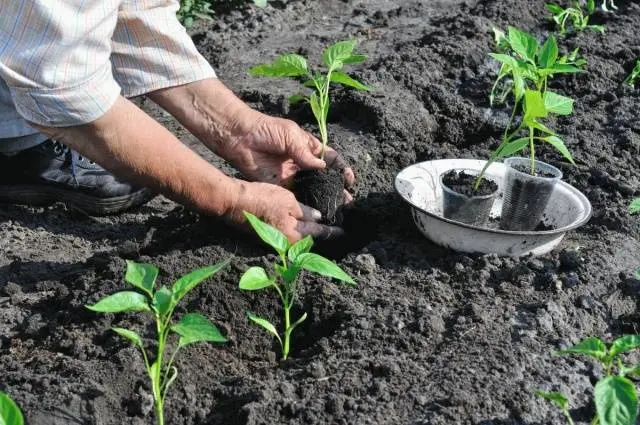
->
<box><xmin>311</xmin><ymin>208</ymin><xmax>322</xmax><ymax>220</ymax></box>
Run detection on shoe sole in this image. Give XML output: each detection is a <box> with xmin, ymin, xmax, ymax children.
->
<box><xmin>0</xmin><ymin>185</ymin><xmax>156</xmax><ymax>216</ymax></box>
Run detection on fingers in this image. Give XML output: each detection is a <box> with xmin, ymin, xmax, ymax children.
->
<box><xmin>324</xmin><ymin>147</ymin><xmax>355</xmax><ymax>187</ymax></box>
<box><xmin>295</xmin><ymin>220</ymin><xmax>345</xmax><ymax>240</ymax></box>
<box><xmin>298</xmin><ymin>202</ymin><xmax>322</xmax><ymax>221</ymax></box>
<box><xmin>288</xmin><ymin>128</ymin><xmax>325</xmax><ymax>170</ymax></box>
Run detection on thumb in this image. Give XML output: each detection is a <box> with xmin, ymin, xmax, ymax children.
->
<box><xmin>288</xmin><ymin>131</ymin><xmax>326</xmax><ymax>170</ymax></box>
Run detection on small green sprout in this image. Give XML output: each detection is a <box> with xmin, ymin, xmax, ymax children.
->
<box><xmin>250</xmin><ymin>40</ymin><xmax>371</xmax><ymax>160</ymax></box>
<box><xmin>239</xmin><ymin>212</ymin><xmax>354</xmax><ymax>360</ymax></box>
<box><xmin>178</xmin><ymin>0</ymin><xmax>266</xmax><ymax>27</ymax></box>
<box><xmin>0</xmin><ymin>392</ymin><xmax>24</xmax><ymax>425</ymax></box>
<box><xmin>537</xmin><ymin>335</ymin><xmax>640</xmax><ymax>425</ymax></box>
<box><xmin>630</xmin><ymin>199</ymin><xmax>640</xmax><ymax>215</ymax></box>
<box><xmin>477</xmin><ymin>28</ymin><xmax>580</xmax><ymax>188</ymax></box>
<box><xmin>86</xmin><ymin>260</ymin><xmax>229</xmax><ymax>425</ymax></box>
<box><xmin>624</xmin><ymin>60</ymin><xmax>640</xmax><ymax>88</ymax></box>
<box><xmin>546</xmin><ymin>1</ymin><xmax>605</xmax><ymax>35</ymax></box>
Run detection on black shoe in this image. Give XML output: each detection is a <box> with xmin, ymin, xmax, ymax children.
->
<box><xmin>0</xmin><ymin>140</ymin><xmax>155</xmax><ymax>215</ymax></box>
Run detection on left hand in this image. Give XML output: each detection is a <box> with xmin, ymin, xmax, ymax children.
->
<box><xmin>218</xmin><ymin>113</ymin><xmax>355</xmax><ymax>202</ymax></box>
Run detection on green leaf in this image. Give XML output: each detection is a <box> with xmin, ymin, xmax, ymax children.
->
<box><xmin>276</xmin><ymin>263</ymin><xmax>301</xmax><ymax>284</ymax></box>
<box><xmin>125</xmin><ymin>261</ymin><xmax>158</xmax><ymax>297</ymax></box>
<box><xmin>543</xmin><ymin>91</ymin><xmax>574</xmax><ymax>115</ymax></box>
<box><xmin>496</xmin><ymin>137</ymin><xmax>529</xmax><ymax>158</ymax></box>
<box><xmin>86</xmin><ymin>291</ymin><xmax>150</xmax><ymax>313</ymax></box>
<box><xmin>342</xmin><ymin>54</ymin><xmax>367</xmax><ymax>64</ymax></box>
<box><xmin>239</xmin><ymin>267</ymin><xmax>273</xmax><ymax>291</ymax></box>
<box><xmin>288</xmin><ymin>94</ymin><xmax>307</xmax><ymax>105</ymax></box>
<box><xmin>538</xmin><ymin>35</ymin><xmax>558</xmax><ymax>68</ymax></box>
<box><xmin>322</xmin><ymin>40</ymin><xmax>357</xmax><ymax>69</ymax></box>
<box><xmin>288</xmin><ymin>235</ymin><xmax>314</xmax><ymax>263</ymax></box>
<box><xmin>152</xmin><ymin>286</ymin><xmax>172</xmax><ymax>318</ymax></box>
<box><xmin>329</xmin><ymin>71</ymin><xmax>372</xmax><ymax>91</ymax></box>
<box><xmin>284</xmin><ymin>312</ymin><xmax>308</xmax><ymax>339</ymax></box>
<box><xmin>630</xmin><ymin>199</ymin><xmax>640</xmax><ymax>215</ymax></box>
<box><xmin>249</xmin><ymin>54</ymin><xmax>308</xmax><ymax>77</ymax></box>
<box><xmin>508</xmin><ymin>27</ymin><xmax>538</xmax><ymax>63</ymax></box>
<box><xmin>610</xmin><ymin>335</ymin><xmax>640</xmax><ymax>358</ymax></box>
<box><xmin>247</xmin><ymin>311</ymin><xmax>282</xmax><ymax>345</ymax></box>
<box><xmin>524</xmin><ymin>89</ymin><xmax>548</xmax><ymax>119</ymax></box>
<box><xmin>546</xmin><ymin>3</ymin><xmax>565</xmax><ymax>14</ymax></box>
<box><xmin>542</xmin><ymin>136</ymin><xmax>575</xmax><ymax>164</ymax></box>
<box><xmin>489</xmin><ymin>53</ymin><xmax>518</xmax><ymax>68</ymax></box>
<box><xmin>171</xmin><ymin>313</ymin><xmax>227</xmax><ymax>347</ymax></box>
<box><xmin>557</xmin><ymin>337</ymin><xmax>608</xmax><ymax>361</ymax></box>
<box><xmin>112</xmin><ymin>327</ymin><xmax>143</xmax><ymax>347</ymax></box>
<box><xmin>243</xmin><ymin>212</ymin><xmax>289</xmax><ymax>256</ymax></box>
<box><xmin>309</xmin><ymin>92</ymin><xmax>324</xmax><ymax>126</ymax></box>
<box><xmin>253</xmin><ymin>0</ymin><xmax>267</xmax><ymax>7</ymax></box>
<box><xmin>172</xmin><ymin>260</ymin><xmax>228</xmax><ymax>304</ymax></box>
<box><xmin>0</xmin><ymin>392</ymin><xmax>24</xmax><ymax>425</ymax></box>
<box><xmin>595</xmin><ymin>376</ymin><xmax>638</xmax><ymax>425</ymax></box>
<box><xmin>535</xmin><ymin>389</ymin><xmax>569</xmax><ymax>410</ymax></box>
<box><xmin>551</xmin><ymin>63</ymin><xmax>583</xmax><ymax>74</ymax></box>
<box><xmin>529</xmin><ymin>120</ymin><xmax>557</xmax><ymax>135</ymax></box>
<box><xmin>296</xmin><ymin>253</ymin><xmax>355</xmax><ymax>284</ymax></box>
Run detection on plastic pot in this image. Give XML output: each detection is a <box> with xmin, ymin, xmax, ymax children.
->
<box><xmin>440</xmin><ymin>169</ymin><xmax>498</xmax><ymax>226</ymax></box>
<box><xmin>500</xmin><ymin>157</ymin><xmax>562</xmax><ymax>231</ymax></box>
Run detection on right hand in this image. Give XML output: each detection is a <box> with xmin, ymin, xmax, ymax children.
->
<box><xmin>229</xmin><ymin>181</ymin><xmax>344</xmax><ymax>243</ymax></box>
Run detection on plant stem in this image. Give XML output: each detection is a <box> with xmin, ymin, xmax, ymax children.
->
<box><xmin>282</xmin><ymin>305</ymin><xmax>291</xmax><ymax>360</ymax></box>
<box><xmin>529</xmin><ymin>126</ymin><xmax>535</xmax><ymax>175</ymax></box>
<box><xmin>564</xmin><ymin>409</ymin><xmax>576</xmax><ymax>425</ymax></box>
<box><xmin>153</xmin><ymin>320</ymin><xmax>165</xmax><ymax>425</ymax></box>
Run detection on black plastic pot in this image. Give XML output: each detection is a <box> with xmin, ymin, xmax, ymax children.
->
<box><xmin>440</xmin><ymin>169</ymin><xmax>498</xmax><ymax>226</ymax></box>
<box><xmin>500</xmin><ymin>157</ymin><xmax>562</xmax><ymax>231</ymax></box>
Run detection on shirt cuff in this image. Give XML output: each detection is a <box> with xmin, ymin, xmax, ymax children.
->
<box><xmin>9</xmin><ymin>63</ymin><xmax>121</xmax><ymax>127</ymax></box>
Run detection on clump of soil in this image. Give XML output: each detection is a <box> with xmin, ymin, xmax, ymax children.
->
<box><xmin>293</xmin><ymin>168</ymin><xmax>345</xmax><ymax>226</ymax></box>
<box><xmin>441</xmin><ymin>170</ymin><xmax>498</xmax><ymax>196</ymax></box>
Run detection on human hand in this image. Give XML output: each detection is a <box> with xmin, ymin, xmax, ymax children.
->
<box><xmin>219</xmin><ymin>113</ymin><xmax>355</xmax><ymax>203</ymax></box>
<box><xmin>228</xmin><ymin>180</ymin><xmax>344</xmax><ymax>242</ymax></box>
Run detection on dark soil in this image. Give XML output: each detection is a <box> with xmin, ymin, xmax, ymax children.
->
<box><xmin>512</xmin><ymin>163</ymin><xmax>560</xmax><ymax>179</ymax></box>
<box><xmin>442</xmin><ymin>169</ymin><xmax>498</xmax><ymax>197</ymax></box>
<box><xmin>2</xmin><ymin>1</ymin><xmax>640</xmax><ymax>425</ymax></box>
<box><xmin>293</xmin><ymin>168</ymin><xmax>345</xmax><ymax>225</ymax></box>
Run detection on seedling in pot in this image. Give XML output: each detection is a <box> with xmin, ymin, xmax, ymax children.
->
<box><xmin>546</xmin><ymin>1</ymin><xmax>605</xmax><ymax>36</ymax></box>
<box><xmin>250</xmin><ymin>40</ymin><xmax>371</xmax><ymax>224</ymax></box>
<box><xmin>536</xmin><ymin>335</ymin><xmax>640</xmax><ymax>425</ymax></box>
<box><xmin>440</xmin><ymin>169</ymin><xmax>498</xmax><ymax>226</ymax></box>
<box><xmin>86</xmin><ymin>260</ymin><xmax>229</xmax><ymax>425</ymax></box>
<box><xmin>0</xmin><ymin>391</ymin><xmax>24</xmax><ymax>425</ymax></box>
<box><xmin>239</xmin><ymin>212</ymin><xmax>354</xmax><ymax>360</ymax></box>
<box><xmin>623</xmin><ymin>60</ymin><xmax>640</xmax><ymax>88</ymax></box>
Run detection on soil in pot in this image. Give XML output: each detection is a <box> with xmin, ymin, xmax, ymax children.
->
<box><xmin>500</xmin><ymin>157</ymin><xmax>562</xmax><ymax>231</ymax></box>
<box><xmin>440</xmin><ymin>169</ymin><xmax>498</xmax><ymax>226</ymax></box>
<box><xmin>293</xmin><ymin>168</ymin><xmax>345</xmax><ymax>226</ymax></box>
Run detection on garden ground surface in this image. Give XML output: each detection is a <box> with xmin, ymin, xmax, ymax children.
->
<box><xmin>2</xmin><ymin>0</ymin><xmax>640</xmax><ymax>424</ymax></box>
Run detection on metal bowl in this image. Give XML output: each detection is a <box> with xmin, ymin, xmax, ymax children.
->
<box><xmin>394</xmin><ymin>159</ymin><xmax>592</xmax><ymax>256</ymax></box>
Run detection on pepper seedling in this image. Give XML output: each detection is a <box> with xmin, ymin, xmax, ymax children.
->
<box><xmin>623</xmin><ymin>60</ymin><xmax>640</xmax><ymax>88</ymax></box>
<box><xmin>536</xmin><ymin>335</ymin><xmax>640</xmax><ymax>425</ymax></box>
<box><xmin>249</xmin><ymin>40</ymin><xmax>371</xmax><ymax>160</ymax></box>
<box><xmin>546</xmin><ymin>1</ymin><xmax>605</xmax><ymax>36</ymax></box>
<box><xmin>0</xmin><ymin>392</ymin><xmax>24</xmax><ymax>425</ymax></box>
<box><xmin>239</xmin><ymin>212</ymin><xmax>354</xmax><ymax>360</ymax></box>
<box><xmin>630</xmin><ymin>199</ymin><xmax>640</xmax><ymax>215</ymax></box>
<box><xmin>86</xmin><ymin>260</ymin><xmax>229</xmax><ymax>425</ymax></box>
<box><xmin>476</xmin><ymin>28</ymin><xmax>579</xmax><ymax>188</ymax></box>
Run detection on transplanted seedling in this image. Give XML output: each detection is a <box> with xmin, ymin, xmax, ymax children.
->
<box><xmin>0</xmin><ymin>392</ymin><xmax>24</xmax><ymax>425</ymax></box>
<box><xmin>250</xmin><ymin>40</ymin><xmax>371</xmax><ymax>160</ymax></box>
<box><xmin>546</xmin><ymin>1</ymin><xmax>605</xmax><ymax>36</ymax></box>
<box><xmin>239</xmin><ymin>212</ymin><xmax>354</xmax><ymax>360</ymax></box>
<box><xmin>624</xmin><ymin>60</ymin><xmax>640</xmax><ymax>88</ymax></box>
<box><xmin>536</xmin><ymin>335</ymin><xmax>640</xmax><ymax>425</ymax></box>
<box><xmin>178</xmin><ymin>0</ymin><xmax>266</xmax><ymax>27</ymax></box>
<box><xmin>476</xmin><ymin>27</ymin><xmax>581</xmax><ymax>188</ymax></box>
<box><xmin>86</xmin><ymin>260</ymin><xmax>229</xmax><ymax>425</ymax></box>
<box><xmin>630</xmin><ymin>199</ymin><xmax>640</xmax><ymax>215</ymax></box>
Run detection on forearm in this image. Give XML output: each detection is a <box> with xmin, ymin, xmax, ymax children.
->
<box><xmin>147</xmin><ymin>78</ymin><xmax>259</xmax><ymax>155</ymax></box>
<box><xmin>32</xmin><ymin>96</ymin><xmax>242</xmax><ymax>216</ymax></box>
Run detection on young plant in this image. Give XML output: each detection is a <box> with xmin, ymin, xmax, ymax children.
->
<box><xmin>249</xmin><ymin>40</ymin><xmax>371</xmax><ymax>160</ymax></box>
<box><xmin>239</xmin><ymin>212</ymin><xmax>354</xmax><ymax>360</ymax></box>
<box><xmin>86</xmin><ymin>260</ymin><xmax>229</xmax><ymax>425</ymax></box>
<box><xmin>546</xmin><ymin>1</ymin><xmax>605</xmax><ymax>35</ymax></box>
<box><xmin>477</xmin><ymin>28</ymin><xmax>580</xmax><ymax>188</ymax></box>
<box><xmin>0</xmin><ymin>392</ymin><xmax>24</xmax><ymax>425</ymax></box>
<box><xmin>177</xmin><ymin>0</ymin><xmax>266</xmax><ymax>27</ymax></box>
<box><xmin>630</xmin><ymin>198</ymin><xmax>640</xmax><ymax>215</ymax></box>
<box><xmin>537</xmin><ymin>335</ymin><xmax>640</xmax><ymax>425</ymax></box>
<box><xmin>623</xmin><ymin>60</ymin><xmax>640</xmax><ymax>88</ymax></box>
